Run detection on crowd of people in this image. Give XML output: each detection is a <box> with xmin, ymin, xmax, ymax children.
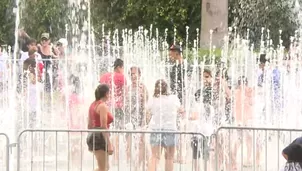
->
<box><xmin>0</xmin><ymin>31</ymin><xmax>81</xmax><ymax>128</ymax></box>
<box><xmin>1</xmin><ymin>30</ymin><xmax>302</xmax><ymax>170</ymax></box>
<box><xmin>85</xmin><ymin>43</ymin><xmax>302</xmax><ymax>171</ymax></box>
<box><xmin>83</xmin><ymin>45</ymin><xmax>233</xmax><ymax>170</ymax></box>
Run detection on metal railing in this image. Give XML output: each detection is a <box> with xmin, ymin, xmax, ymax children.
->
<box><xmin>0</xmin><ymin>133</ymin><xmax>9</xmax><ymax>171</ymax></box>
<box><xmin>16</xmin><ymin>129</ymin><xmax>209</xmax><ymax>171</ymax></box>
<box><xmin>0</xmin><ymin>127</ymin><xmax>300</xmax><ymax>170</ymax></box>
<box><xmin>214</xmin><ymin>127</ymin><xmax>302</xmax><ymax>171</ymax></box>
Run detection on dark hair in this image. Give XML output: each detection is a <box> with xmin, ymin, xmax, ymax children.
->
<box><xmin>169</xmin><ymin>44</ymin><xmax>182</xmax><ymax>54</ymax></box>
<box><xmin>259</xmin><ymin>54</ymin><xmax>270</xmax><ymax>63</ymax></box>
<box><xmin>26</xmin><ymin>38</ymin><xmax>37</xmax><ymax>46</ymax></box>
<box><xmin>194</xmin><ymin>89</ymin><xmax>201</xmax><ymax>102</ymax></box>
<box><xmin>69</xmin><ymin>74</ymin><xmax>81</xmax><ymax>94</ymax></box>
<box><xmin>287</xmin><ymin>144</ymin><xmax>302</xmax><ymax>162</ymax></box>
<box><xmin>113</xmin><ymin>58</ymin><xmax>124</xmax><ymax>69</ymax></box>
<box><xmin>203</xmin><ymin>68</ymin><xmax>212</xmax><ymax>77</ymax></box>
<box><xmin>95</xmin><ymin>84</ymin><xmax>109</xmax><ymax>101</ymax></box>
<box><xmin>129</xmin><ymin>66</ymin><xmax>141</xmax><ymax>75</ymax></box>
<box><xmin>23</xmin><ymin>58</ymin><xmax>36</xmax><ymax>74</ymax></box>
<box><xmin>153</xmin><ymin>79</ymin><xmax>169</xmax><ymax>97</ymax></box>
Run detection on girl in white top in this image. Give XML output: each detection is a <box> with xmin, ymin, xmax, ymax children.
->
<box><xmin>147</xmin><ymin>79</ymin><xmax>181</xmax><ymax>171</ymax></box>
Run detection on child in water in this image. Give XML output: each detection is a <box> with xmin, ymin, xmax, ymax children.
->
<box><xmin>23</xmin><ymin>58</ymin><xmax>43</xmax><ymax>128</ymax></box>
<box><xmin>67</xmin><ymin>74</ymin><xmax>84</xmax><ymax>170</ymax></box>
<box><xmin>68</xmin><ymin>74</ymin><xmax>83</xmax><ymax>129</ymax></box>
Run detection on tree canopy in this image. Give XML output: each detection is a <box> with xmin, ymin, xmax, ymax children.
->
<box><xmin>0</xmin><ymin>0</ymin><xmax>301</xmax><ymax>49</ymax></box>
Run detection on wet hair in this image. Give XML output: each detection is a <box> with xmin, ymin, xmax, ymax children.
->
<box><xmin>153</xmin><ymin>79</ymin><xmax>169</xmax><ymax>97</ymax></box>
<box><xmin>113</xmin><ymin>58</ymin><xmax>124</xmax><ymax>69</ymax></box>
<box><xmin>95</xmin><ymin>84</ymin><xmax>109</xmax><ymax>101</ymax></box>
<box><xmin>203</xmin><ymin>68</ymin><xmax>212</xmax><ymax>77</ymax></box>
<box><xmin>23</xmin><ymin>58</ymin><xmax>36</xmax><ymax>74</ymax></box>
<box><xmin>129</xmin><ymin>66</ymin><xmax>141</xmax><ymax>75</ymax></box>
<box><xmin>238</xmin><ymin>76</ymin><xmax>248</xmax><ymax>86</ymax></box>
<box><xmin>169</xmin><ymin>44</ymin><xmax>182</xmax><ymax>54</ymax></box>
<box><xmin>69</xmin><ymin>74</ymin><xmax>81</xmax><ymax>94</ymax></box>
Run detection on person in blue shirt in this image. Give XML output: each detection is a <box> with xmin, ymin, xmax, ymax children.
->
<box><xmin>271</xmin><ymin>67</ymin><xmax>283</xmax><ymax>115</ymax></box>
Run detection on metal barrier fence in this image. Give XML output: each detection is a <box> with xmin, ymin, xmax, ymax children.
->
<box><xmin>16</xmin><ymin>129</ymin><xmax>209</xmax><ymax>171</ymax></box>
<box><xmin>0</xmin><ymin>127</ymin><xmax>299</xmax><ymax>170</ymax></box>
<box><xmin>0</xmin><ymin>133</ymin><xmax>9</xmax><ymax>171</ymax></box>
<box><xmin>215</xmin><ymin>127</ymin><xmax>302</xmax><ymax>171</ymax></box>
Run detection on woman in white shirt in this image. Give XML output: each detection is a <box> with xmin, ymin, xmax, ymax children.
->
<box><xmin>147</xmin><ymin>79</ymin><xmax>181</xmax><ymax>171</ymax></box>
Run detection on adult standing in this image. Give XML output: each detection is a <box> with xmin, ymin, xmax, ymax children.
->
<box><xmin>168</xmin><ymin>44</ymin><xmax>191</xmax><ymax>163</ymax></box>
<box><xmin>87</xmin><ymin>84</ymin><xmax>114</xmax><ymax>171</ymax></box>
<box><xmin>99</xmin><ymin>58</ymin><xmax>127</xmax><ymax>164</ymax></box>
<box><xmin>147</xmin><ymin>79</ymin><xmax>181</xmax><ymax>171</ymax></box>
<box><xmin>189</xmin><ymin>68</ymin><xmax>214</xmax><ymax>171</ymax></box>
<box><xmin>37</xmin><ymin>33</ymin><xmax>59</xmax><ymax>92</ymax></box>
<box><xmin>125</xmin><ymin>66</ymin><xmax>149</xmax><ymax>169</ymax></box>
<box><xmin>99</xmin><ymin>58</ymin><xmax>127</xmax><ymax>128</ymax></box>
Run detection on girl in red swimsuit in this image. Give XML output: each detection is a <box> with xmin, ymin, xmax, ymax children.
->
<box><xmin>87</xmin><ymin>84</ymin><xmax>114</xmax><ymax>171</ymax></box>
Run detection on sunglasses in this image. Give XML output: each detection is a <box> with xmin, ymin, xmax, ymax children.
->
<box><xmin>41</xmin><ymin>38</ymin><xmax>48</xmax><ymax>41</ymax></box>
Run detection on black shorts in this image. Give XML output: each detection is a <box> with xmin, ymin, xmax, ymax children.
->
<box><xmin>86</xmin><ymin>132</ymin><xmax>107</xmax><ymax>151</ymax></box>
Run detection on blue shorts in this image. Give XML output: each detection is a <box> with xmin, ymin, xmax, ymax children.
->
<box><xmin>150</xmin><ymin>130</ymin><xmax>178</xmax><ymax>147</ymax></box>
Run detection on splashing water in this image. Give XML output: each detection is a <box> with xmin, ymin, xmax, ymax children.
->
<box><xmin>1</xmin><ymin>0</ymin><xmax>302</xmax><ymax>171</ymax></box>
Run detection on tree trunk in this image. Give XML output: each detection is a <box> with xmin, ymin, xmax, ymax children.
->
<box><xmin>200</xmin><ymin>0</ymin><xmax>228</xmax><ymax>48</ymax></box>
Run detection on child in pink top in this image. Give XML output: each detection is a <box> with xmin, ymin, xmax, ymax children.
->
<box><xmin>68</xmin><ymin>75</ymin><xmax>83</xmax><ymax>129</ymax></box>
<box><xmin>67</xmin><ymin>75</ymin><xmax>83</xmax><ymax>170</ymax></box>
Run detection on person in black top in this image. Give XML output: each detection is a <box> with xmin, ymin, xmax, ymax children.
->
<box><xmin>37</xmin><ymin>33</ymin><xmax>60</xmax><ymax>92</ymax></box>
<box><xmin>168</xmin><ymin>44</ymin><xmax>192</xmax><ymax>104</ymax></box>
<box><xmin>168</xmin><ymin>44</ymin><xmax>192</xmax><ymax>163</ymax></box>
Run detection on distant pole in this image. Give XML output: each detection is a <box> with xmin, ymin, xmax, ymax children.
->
<box><xmin>200</xmin><ymin>0</ymin><xmax>228</xmax><ymax>48</ymax></box>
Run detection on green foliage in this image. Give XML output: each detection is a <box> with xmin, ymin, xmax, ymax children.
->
<box><xmin>0</xmin><ymin>0</ymin><xmax>15</xmax><ymax>46</ymax></box>
<box><xmin>228</xmin><ymin>0</ymin><xmax>300</xmax><ymax>48</ymax></box>
<box><xmin>19</xmin><ymin>0</ymin><xmax>70</xmax><ymax>41</ymax></box>
<box><xmin>185</xmin><ymin>48</ymin><xmax>222</xmax><ymax>64</ymax></box>
<box><xmin>91</xmin><ymin>0</ymin><xmax>201</xmax><ymax>44</ymax></box>
<box><xmin>0</xmin><ymin>0</ymin><xmax>301</xmax><ymax>51</ymax></box>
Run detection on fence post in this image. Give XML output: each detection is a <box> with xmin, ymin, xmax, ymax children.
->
<box><xmin>0</xmin><ymin>133</ymin><xmax>10</xmax><ymax>171</ymax></box>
